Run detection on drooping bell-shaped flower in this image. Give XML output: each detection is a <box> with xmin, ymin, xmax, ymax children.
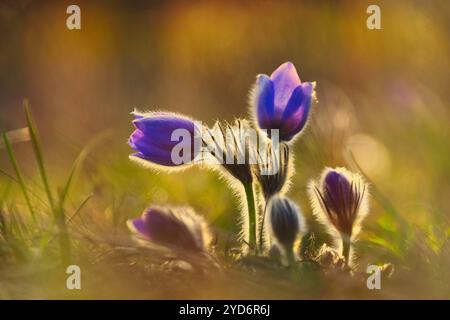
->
<box><xmin>266</xmin><ymin>196</ymin><xmax>306</xmax><ymax>264</ymax></box>
<box><xmin>252</xmin><ymin>62</ymin><xmax>315</xmax><ymax>142</ymax></box>
<box><xmin>128</xmin><ymin>111</ymin><xmax>201</xmax><ymax>167</ymax></box>
<box><xmin>127</xmin><ymin>206</ymin><xmax>212</xmax><ymax>253</ymax></box>
<box><xmin>308</xmin><ymin>167</ymin><xmax>369</xmax><ymax>265</ymax></box>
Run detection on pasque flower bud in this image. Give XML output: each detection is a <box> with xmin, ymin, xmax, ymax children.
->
<box><xmin>255</xmin><ymin>141</ymin><xmax>291</xmax><ymax>200</ymax></box>
<box><xmin>127</xmin><ymin>206</ymin><xmax>212</xmax><ymax>253</ymax></box>
<box><xmin>267</xmin><ymin>196</ymin><xmax>306</xmax><ymax>264</ymax></box>
<box><xmin>308</xmin><ymin>167</ymin><xmax>369</xmax><ymax>266</ymax></box>
<box><xmin>203</xmin><ymin>119</ymin><xmax>254</xmax><ymax>185</ymax></box>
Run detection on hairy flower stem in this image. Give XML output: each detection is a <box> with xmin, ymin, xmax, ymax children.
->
<box><xmin>258</xmin><ymin>203</ymin><xmax>268</xmax><ymax>253</ymax></box>
<box><xmin>342</xmin><ymin>235</ymin><xmax>351</xmax><ymax>266</ymax></box>
<box><xmin>284</xmin><ymin>246</ymin><xmax>296</xmax><ymax>266</ymax></box>
<box><xmin>244</xmin><ymin>182</ymin><xmax>257</xmax><ymax>255</ymax></box>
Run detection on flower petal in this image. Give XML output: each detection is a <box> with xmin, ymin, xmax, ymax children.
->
<box><xmin>127</xmin><ymin>217</ymin><xmax>151</xmax><ymax>239</ymax></box>
<box><xmin>255</xmin><ymin>74</ymin><xmax>275</xmax><ymax>128</ymax></box>
<box><xmin>128</xmin><ymin>129</ymin><xmax>180</xmax><ymax>166</ymax></box>
<box><xmin>324</xmin><ymin>170</ymin><xmax>351</xmax><ymax>199</ymax></box>
<box><xmin>281</xmin><ymin>85</ymin><xmax>305</xmax><ymax>122</ymax></box>
<box><xmin>133</xmin><ymin>115</ymin><xmax>196</xmax><ymax>139</ymax></box>
<box><xmin>128</xmin><ymin>112</ymin><xmax>200</xmax><ymax>166</ymax></box>
<box><xmin>143</xmin><ymin>208</ymin><xmax>202</xmax><ymax>251</ymax></box>
<box><xmin>280</xmin><ymin>108</ymin><xmax>306</xmax><ymax>141</ymax></box>
<box><xmin>280</xmin><ymin>83</ymin><xmax>313</xmax><ymax>141</ymax></box>
<box><xmin>270</xmin><ymin>62</ymin><xmax>301</xmax><ymax>112</ymax></box>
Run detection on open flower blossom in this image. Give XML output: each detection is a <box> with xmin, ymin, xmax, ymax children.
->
<box><xmin>266</xmin><ymin>196</ymin><xmax>306</xmax><ymax>263</ymax></box>
<box><xmin>253</xmin><ymin>62</ymin><xmax>316</xmax><ymax>141</ymax></box>
<box><xmin>128</xmin><ymin>111</ymin><xmax>201</xmax><ymax>167</ymax></box>
<box><xmin>127</xmin><ymin>206</ymin><xmax>212</xmax><ymax>253</ymax></box>
<box><xmin>308</xmin><ymin>167</ymin><xmax>369</xmax><ymax>264</ymax></box>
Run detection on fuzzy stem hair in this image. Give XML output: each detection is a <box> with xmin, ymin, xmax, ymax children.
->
<box><xmin>244</xmin><ymin>182</ymin><xmax>257</xmax><ymax>254</ymax></box>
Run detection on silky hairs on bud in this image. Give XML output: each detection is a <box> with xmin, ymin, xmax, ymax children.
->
<box><xmin>266</xmin><ymin>196</ymin><xmax>306</xmax><ymax>262</ymax></box>
<box><xmin>308</xmin><ymin>167</ymin><xmax>369</xmax><ymax>265</ymax></box>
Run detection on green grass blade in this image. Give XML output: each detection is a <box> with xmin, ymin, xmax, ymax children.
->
<box><xmin>0</xmin><ymin>167</ymin><xmax>50</xmax><ymax>210</ymax></box>
<box><xmin>59</xmin><ymin>160</ymin><xmax>79</xmax><ymax>211</ymax></box>
<box><xmin>0</xmin><ymin>184</ymin><xmax>11</xmax><ymax>239</ymax></box>
<box><xmin>58</xmin><ymin>131</ymin><xmax>108</xmax><ymax>214</ymax></box>
<box><xmin>0</xmin><ymin>179</ymin><xmax>12</xmax><ymax>206</ymax></box>
<box><xmin>2</xmin><ymin>132</ymin><xmax>36</xmax><ymax>222</ymax></box>
<box><xmin>67</xmin><ymin>193</ymin><xmax>93</xmax><ymax>224</ymax></box>
<box><xmin>24</xmin><ymin>101</ymin><xmax>56</xmax><ymax>212</ymax></box>
<box><xmin>24</xmin><ymin>101</ymin><xmax>70</xmax><ymax>263</ymax></box>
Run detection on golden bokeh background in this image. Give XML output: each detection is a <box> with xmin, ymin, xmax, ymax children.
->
<box><xmin>0</xmin><ymin>0</ymin><xmax>449</xmax><ymax>298</ymax></box>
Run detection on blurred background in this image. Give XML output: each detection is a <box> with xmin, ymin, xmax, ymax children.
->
<box><xmin>0</xmin><ymin>0</ymin><xmax>449</xmax><ymax>298</ymax></box>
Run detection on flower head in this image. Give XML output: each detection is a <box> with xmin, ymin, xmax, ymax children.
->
<box><xmin>266</xmin><ymin>196</ymin><xmax>306</xmax><ymax>262</ymax></box>
<box><xmin>308</xmin><ymin>167</ymin><xmax>369</xmax><ymax>241</ymax></box>
<box><xmin>255</xmin><ymin>141</ymin><xmax>291</xmax><ymax>200</ymax></box>
<box><xmin>127</xmin><ymin>206</ymin><xmax>212</xmax><ymax>253</ymax></box>
<box><xmin>203</xmin><ymin>119</ymin><xmax>254</xmax><ymax>185</ymax></box>
<box><xmin>128</xmin><ymin>111</ymin><xmax>201</xmax><ymax>167</ymax></box>
<box><xmin>252</xmin><ymin>62</ymin><xmax>315</xmax><ymax>141</ymax></box>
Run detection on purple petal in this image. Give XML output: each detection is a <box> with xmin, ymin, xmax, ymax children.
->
<box><xmin>270</xmin><ymin>62</ymin><xmax>301</xmax><ymax>112</ymax></box>
<box><xmin>127</xmin><ymin>129</ymin><xmax>141</xmax><ymax>149</ymax></box>
<box><xmin>323</xmin><ymin>170</ymin><xmax>352</xmax><ymax>215</ymax></box>
<box><xmin>143</xmin><ymin>208</ymin><xmax>201</xmax><ymax>251</ymax></box>
<box><xmin>300</xmin><ymin>81</ymin><xmax>314</xmax><ymax>97</ymax></box>
<box><xmin>281</xmin><ymin>85</ymin><xmax>306</xmax><ymax>122</ymax></box>
<box><xmin>128</xmin><ymin>113</ymin><xmax>200</xmax><ymax>166</ymax></box>
<box><xmin>280</xmin><ymin>107</ymin><xmax>306</xmax><ymax>141</ymax></box>
<box><xmin>134</xmin><ymin>117</ymin><xmax>196</xmax><ymax>151</ymax></box>
<box><xmin>280</xmin><ymin>83</ymin><xmax>313</xmax><ymax>140</ymax></box>
<box><xmin>133</xmin><ymin>115</ymin><xmax>195</xmax><ymax>137</ymax></box>
<box><xmin>129</xmin><ymin>129</ymin><xmax>180</xmax><ymax>166</ymax></box>
<box><xmin>325</xmin><ymin>170</ymin><xmax>351</xmax><ymax>196</ymax></box>
<box><xmin>129</xmin><ymin>217</ymin><xmax>151</xmax><ymax>239</ymax></box>
<box><xmin>255</xmin><ymin>74</ymin><xmax>275</xmax><ymax>129</ymax></box>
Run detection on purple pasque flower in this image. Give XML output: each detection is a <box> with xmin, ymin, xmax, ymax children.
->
<box><xmin>254</xmin><ymin>62</ymin><xmax>315</xmax><ymax>141</ymax></box>
<box><xmin>308</xmin><ymin>166</ymin><xmax>370</xmax><ymax>262</ymax></box>
<box><xmin>308</xmin><ymin>167</ymin><xmax>369</xmax><ymax>266</ymax></box>
<box><xmin>127</xmin><ymin>206</ymin><xmax>211</xmax><ymax>252</ymax></box>
<box><xmin>309</xmin><ymin>168</ymin><xmax>369</xmax><ymax>238</ymax></box>
<box><xmin>128</xmin><ymin>111</ymin><xmax>200</xmax><ymax>167</ymax></box>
